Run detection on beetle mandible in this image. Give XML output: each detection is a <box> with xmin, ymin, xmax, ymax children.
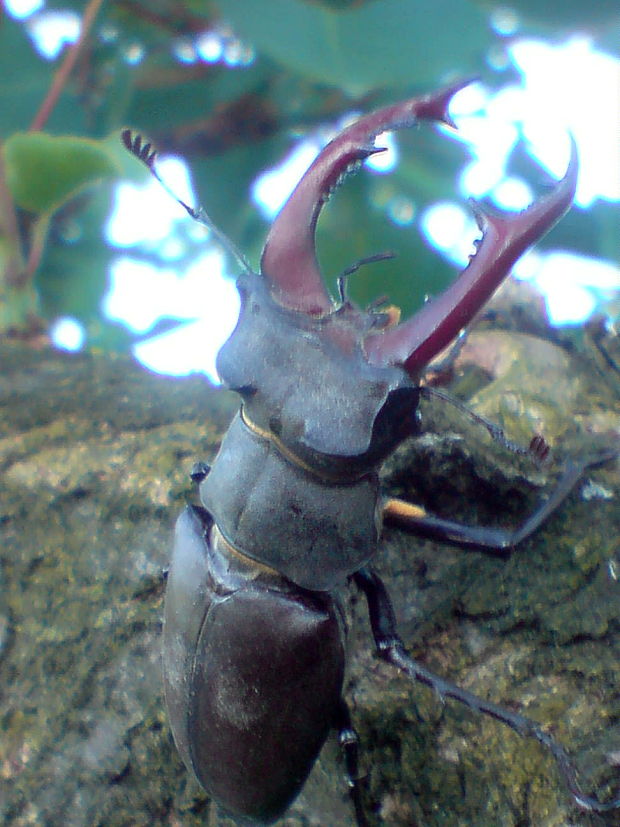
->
<box><xmin>123</xmin><ymin>79</ymin><xmax>620</xmax><ymax>825</ymax></box>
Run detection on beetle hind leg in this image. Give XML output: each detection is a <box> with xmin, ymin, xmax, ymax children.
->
<box><xmin>353</xmin><ymin>566</ymin><xmax>620</xmax><ymax>814</ymax></box>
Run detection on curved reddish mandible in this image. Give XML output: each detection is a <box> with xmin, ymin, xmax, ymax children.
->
<box><xmin>260</xmin><ymin>79</ymin><xmax>472</xmax><ymax>314</ymax></box>
<box><xmin>363</xmin><ymin>141</ymin><xmax>578</xmax><ymax>377</ymax></box>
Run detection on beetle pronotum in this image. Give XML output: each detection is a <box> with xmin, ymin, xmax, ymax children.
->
<box><xmin>123</xmin><ymin>79</ymin><xmax>619</xmax><ymax>825</ymax></box>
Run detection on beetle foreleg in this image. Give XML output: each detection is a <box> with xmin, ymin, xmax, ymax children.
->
<box><xmin>383</xmin><ymin>449</ymin><xmax>617</xmax><ymax>554</ymax></box>
<box><xmin>353</xmin><ymin>566</ymin><xmax>620</xmax><ymax>813</ymax></box>
<box><xmin>422</xmin><ymin>329</ymin><xmax>469</xmax><ymax>387</ymax></box>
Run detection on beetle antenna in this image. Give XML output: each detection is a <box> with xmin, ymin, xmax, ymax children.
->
<box><xmin>419</xmin><ymin>385</ymin><xmax>550</xmax><ymax>464</ymax></box>
<box><xmin>336</xmin><ymin>251</ymin><xmax>396</xmax><ymax>304</ymax></box>
<box><xmin>120</xmin><ymin>129</ymin><xmax>252</xmax><ymax>274</ymax></box>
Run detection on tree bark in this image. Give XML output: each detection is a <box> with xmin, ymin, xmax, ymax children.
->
<box><xmin>0</xmin><ymin>333</ymin><xmax>618</xmax><ymax>826</ymax></box>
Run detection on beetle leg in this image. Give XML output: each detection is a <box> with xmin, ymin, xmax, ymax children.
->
<box><xmin>334</xmin><ymin>699</ymin><xmax>369</xmax><ymax>827</ymax></box>
<box><xmin>382</xmin><ymin>449</ymin><xmax>616</xmax><ymax>554</ymax></box>
<box><xmin>353</xmin><ymin>567</ymin><xmax>620</xmax><ymax>813</ymax></box>
<box><xmin>422</xmin><ymin>327</ymin><xmax>469</xmax><ymax>386</ymax></box>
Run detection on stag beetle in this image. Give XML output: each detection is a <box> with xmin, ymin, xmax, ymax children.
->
<box><xmin>123</xmin><ymin>79</ymin><xmax>619</xmax><ymax>825</ymax></box>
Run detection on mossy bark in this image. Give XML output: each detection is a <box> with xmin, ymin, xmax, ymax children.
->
<box><xmin>0</xmin><ymin>330</ymin><xmax>618</xmax><ymax>827</ymax></box>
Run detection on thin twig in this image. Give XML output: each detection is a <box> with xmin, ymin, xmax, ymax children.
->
<box><xmin>30</xmin><ymin>0</ymin><xmax>105</xmax><ymax>132</ymax></box>
<box><xmin>0</xmin><ymin>147</ymin><xmax>24</xmax><ymax>288</ymax></box>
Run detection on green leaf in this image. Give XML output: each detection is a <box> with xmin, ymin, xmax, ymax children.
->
<box><xmin>306</xmin><ymin>0</ymin><xmax>379</xmax><ymax>9</ymax></box>
<box><xmin>34</xmin><ymin>181</ymin><xmax>115</xmax><ymax>323</ymax></box>
<box><xmin>473</xmin><ymin>0</ymin><xmax>620</xmax><ymax>29</ymax></box>
<box><xmin>3</xmin><ymin>133</ymin><xmax>118</xmax><ymax>214</ymax></box>
<box><xmin>216</xmin><ymin>0</ymin><xmax>490</xmax><ymax>94</ymax></box>
<box><xmin>126</xmin><ymin>56</ymin><xmax>274</xmax><ymax>135</ymax></box>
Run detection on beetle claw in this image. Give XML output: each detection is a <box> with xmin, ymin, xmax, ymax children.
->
<box><xmin>364</xmin><ymin>138</ymin><xmax>579</xmax><ymax>376</ymax></box>
<box><xmin>260</xmin><ymin>79</ymin><xmax>473</xmax><ymax>315</ymax></box>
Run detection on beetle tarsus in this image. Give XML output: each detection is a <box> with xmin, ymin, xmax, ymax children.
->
<box><xmin>335</xmin><ymin>700</ymin><xmax>369</xmax><ymax>827</ymax></box>
<box><xmin>529</xmin><ymin>433</ymin><xmax>550</xmax><ymax>462</ymax></box>
<box><xmin>354</xmin><ymin>566</ymin><xmax>620</xmax><ymax>814</ymax></box>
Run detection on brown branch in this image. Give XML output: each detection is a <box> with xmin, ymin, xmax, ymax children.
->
<box><xmin>0</xmin><ymin>146</ymin><xmax>25</xmax><ymax>288</ymax></box>
<box><xmin>114</xmin><ymin>0</ymin><xmax>209</xmax><ymax>35</ymax></box>
<box><xmin>30</xmin><ymin>0</ymin><xmax>105</xmax><ymax>132</ymax></box>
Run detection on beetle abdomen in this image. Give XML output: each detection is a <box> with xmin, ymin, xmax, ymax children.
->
<box><xmin>163</xmin><ymin>506</ymin><xmax>345</xmax><ymax>823</ymax></box>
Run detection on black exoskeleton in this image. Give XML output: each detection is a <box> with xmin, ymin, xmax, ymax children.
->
<box><xmin>123</xmin><ymin>80</ymin><xmax>619</xmax><ymax>825</ymax></box>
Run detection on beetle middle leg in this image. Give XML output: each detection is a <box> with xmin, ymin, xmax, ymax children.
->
<box><xmin>334</xmin><ymin>699</ymin><xmax>369</xmax><ymax>827</ymax></box>
<box><xmin>353</xmin><ymin>567</ymin><xmax>620</xmax><ymax>814</ymax></box>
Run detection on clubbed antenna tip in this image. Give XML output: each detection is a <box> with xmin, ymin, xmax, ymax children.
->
<box><xmin>120</xmin><ymin>129</ymin><xmax>251</xmax><ymax>274</ymax></box>
<box><xmin>121</xmin><ymin>129</ymin><xmax>157</xmax><ymax>169</ymax></box>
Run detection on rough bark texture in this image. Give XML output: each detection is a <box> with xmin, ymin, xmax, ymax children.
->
<box><xmin>0</xmin><ymin>323</ymin><xmax>618</xmax><ymax>827</ymax></box>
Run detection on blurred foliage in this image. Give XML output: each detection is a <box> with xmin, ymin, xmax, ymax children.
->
<box><xmin>215</xmin><ymin>0</ymin><xmax>490</xmax><ymax>93</ymax></box>
<box><xmin>473</xmin><ymin>0</ymin><xmax>620</xmax><ymax>29</ymax></box>
<box><xmin>5</xmin><ymin>133</ymin><xmax>117</xmax><ymax>213</ymax></box>
<box><xmin>0</xmin><ymin>0</ymin><xmax>618</xmax><ymax>348</ymax></box>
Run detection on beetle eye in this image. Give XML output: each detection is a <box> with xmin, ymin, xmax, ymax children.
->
<box><xmin>235</xmin><ymin>384</ymin><xmax>257</xmax><ymax>397</ymax></box>
<box><xmin>269</xmin><ymin>416</ymin><xmax>283</xmax><ymax>436</ymax></box>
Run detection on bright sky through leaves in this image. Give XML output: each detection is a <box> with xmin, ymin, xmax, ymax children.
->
<box><xmin>7</xmin><ymin>0</ymin><xmax>619</xmax><ymax>375</ymax></box>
